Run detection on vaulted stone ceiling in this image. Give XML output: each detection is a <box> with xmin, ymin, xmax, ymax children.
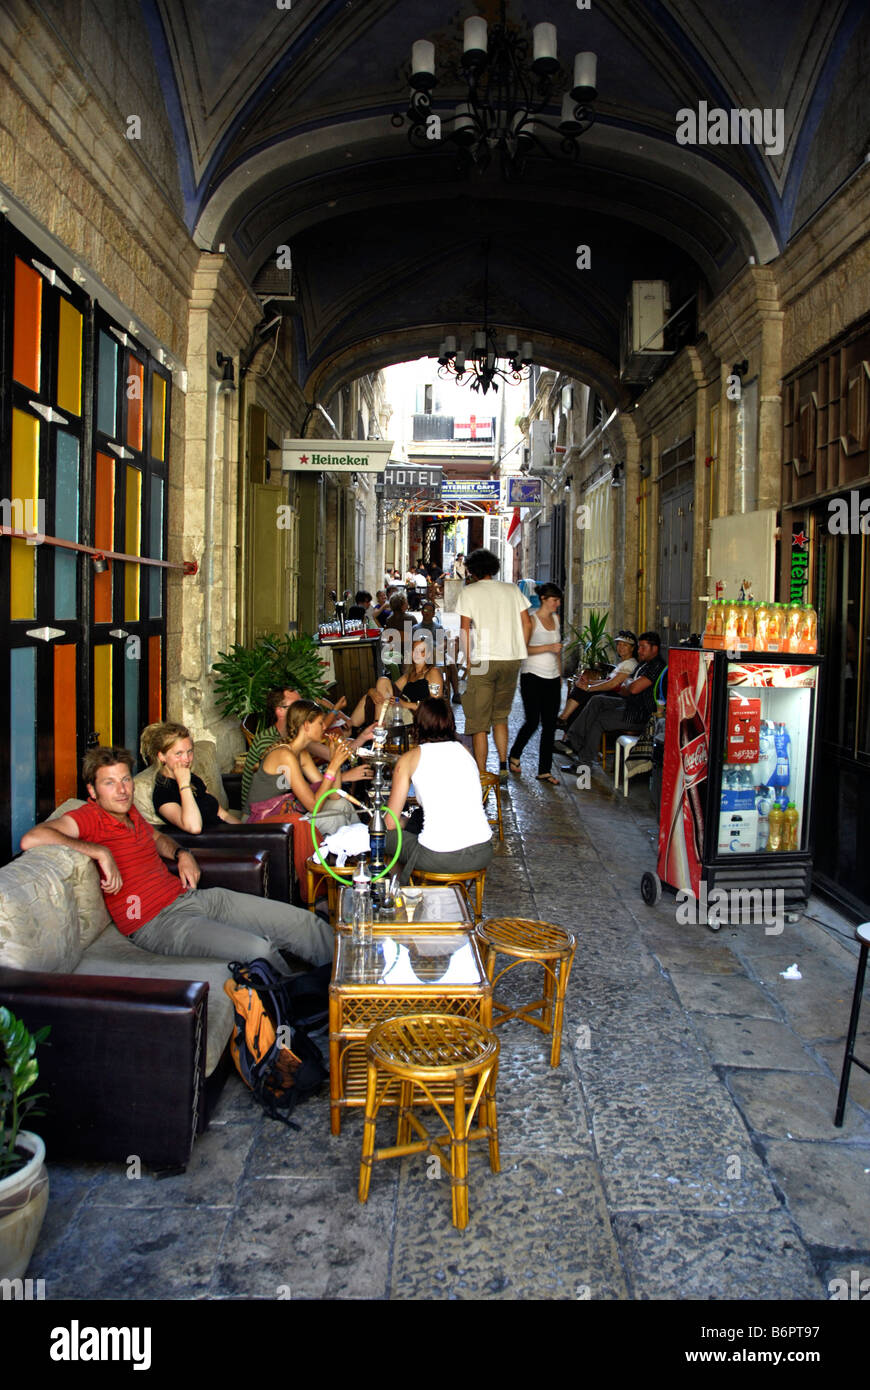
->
<box><xmin>142</xmin><ymin>0</ymin><xmax>869</xmax><ymax>403</ymax></box>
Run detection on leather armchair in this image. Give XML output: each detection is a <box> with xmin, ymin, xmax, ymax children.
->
<box><xmin>169</xmin><ymin>824</ymin><xmax>294</xmax><ymax>903</ymax></box>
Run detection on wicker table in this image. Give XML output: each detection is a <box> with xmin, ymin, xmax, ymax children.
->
<box><xmin>328</xmin><ymin>930</ymin><xmax>491</xmax><ymax>1135</ymax></box>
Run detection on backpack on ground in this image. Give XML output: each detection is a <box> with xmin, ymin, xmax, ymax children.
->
<box><xmin>224</xmin><ymin>959</ymin><xmax>328</xmax><ymax>1126</ymax></box>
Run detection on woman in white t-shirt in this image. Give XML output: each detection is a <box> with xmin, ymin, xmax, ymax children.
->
<box><xmin>385</xmin><ymin>697</ymin><xmax>493</xmax><ymax>883</ymax></box>
<box><xmin>508</xmin><ymin>583</ymin><xmax>564</xmax><ymax>784</ymax></box>
<box><xmin>557</xmin><ymin>630</ymin><xmax>639</xmax><ymax>729</ymax></box>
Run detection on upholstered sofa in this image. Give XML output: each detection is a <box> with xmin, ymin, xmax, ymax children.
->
<box><xmin>0</xmin><ymin>837</ymin><xmax>267</xmax><ymax>1171</ymax></box>
<box><xmin>133</xmin><ymin>738</ymin><xmax>297</xmax><ymax>903</ymax></box>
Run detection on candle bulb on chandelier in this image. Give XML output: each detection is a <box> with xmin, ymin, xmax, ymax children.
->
<box><xmin>463</xmin><ymin>17</ymin><xmax>487</xmax><ymax>63</ymax></box>
<box><xmin>572</xmin><ymin>52</ymin><xmax>598</xmax><ymax>102</ymax></box>
<box><xmin>411</xmin><ymin>40</ymin><xmax>436</xmax><ymax>88</ymax></box>
<box><xmin>532</xmin><ymin>23</ymin><xmax>558</xmax><ymax>73</ymax></box>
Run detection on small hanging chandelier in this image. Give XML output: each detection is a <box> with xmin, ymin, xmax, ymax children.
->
<box><xmin>437</xmin><ymin>240</ymin><xmax>533</xmax><ymax>395</ymax></box>
<box><xmin>399</xmin><ymin>1</ymin><xmax>598</xmax><ymax>177</ymax></box>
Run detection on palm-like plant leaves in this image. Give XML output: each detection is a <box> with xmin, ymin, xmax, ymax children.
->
<box><xmin>0</xmin><ymin>1006</ymin><xmax>50</xmax><ymax>1179</ymax></box>
<box><xmin>211</xmin><ymin>632</ymin><xmax>329</xmax><ymax>732</ymax></box>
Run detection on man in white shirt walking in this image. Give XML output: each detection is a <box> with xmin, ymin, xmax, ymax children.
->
<box><xmin>457</xmin><ymin>549</ymin><xmax>532</xmax><ymax>778</ymax></box>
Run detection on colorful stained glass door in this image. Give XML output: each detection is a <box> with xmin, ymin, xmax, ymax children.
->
<box><xmin>1</xmin><ymin>227</ymin><xmax>88</xmax><ymax>855</ymax></box>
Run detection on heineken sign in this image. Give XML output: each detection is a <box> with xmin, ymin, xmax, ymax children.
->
<box><xmin>282</xmin><ymin>438</ymin><xmax>393</xmax><ymax>472</ymax></box>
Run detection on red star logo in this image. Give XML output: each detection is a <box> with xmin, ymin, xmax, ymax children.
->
<box><xmin>792</xmin><ymin>530</ymin><xmax>809</xmax><ymax>549</ymax></box>
<box><xmin>300</xmin><ymin>453</ymin><xmax>309</xmax><ymax>464</ymax></box>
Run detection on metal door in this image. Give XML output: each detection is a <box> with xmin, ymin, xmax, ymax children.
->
<box><xmin>657</xmin><ymin>483</ymin><xmax>694</xmax><ymax>649</ymax></box>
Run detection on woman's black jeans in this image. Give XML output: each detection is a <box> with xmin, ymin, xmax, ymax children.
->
<box><xmin>509</xmin><ymin>673</ymin><xmax>561</xmax><ymax>774</ymax></box>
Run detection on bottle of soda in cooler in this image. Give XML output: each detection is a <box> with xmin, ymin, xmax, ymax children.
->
<box><xmin>766</xmin><ymin>802</ymin><xmax>784</xmax><ymax>851</ymax></box>
<box><xmin>801</xmin><ymin>603</ymin><xmax>818</xmax><ymax>654</ymax></box>
<box><xmin>783</xmin><ymin>801</ymin><xmax>799</xmax><ymax>852</ymax></box>
<box><xmin>755</xmin><ymin>600</ymin><xmax>770</xmax><ymax>651</ymax></box>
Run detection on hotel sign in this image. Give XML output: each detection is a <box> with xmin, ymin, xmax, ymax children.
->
<box><xmin>382</xmin><ymin>465</ymin><xmax>442</xmax><ymax>500</ymax></box>
<box><xmin>282</xmin><ymin>438</ymin><xmax>393</xmax><ymax>472</ymax></box>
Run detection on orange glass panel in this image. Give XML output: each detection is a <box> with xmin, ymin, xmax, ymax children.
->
<box><xmin>93</xmin><ymin>644</ymin><xmax>113</xmax><ymax>746</ymax></box>
<box><xmin>13</xmin><ymin>258</ymin><xmax>42</xmax><ymax>391</ymax></box>
<box><xmin>56</xmin><ymin>298</ymin><xmax>83</xmax><ymax>416</ymax></box>
<box><xmin>148</xmin><ymin>635</ymin><xmax>162</xmax><ymax>722</ymax></box>
<box><xmin>126</xmin><ymin>356</ymin><xmax>144</xmax><ymax>451</ymax></box>
<box><xmin>10</xmin><ymin>409</ymin><xmax>40</xmax><ymax>620</ymax></box>
<box><xmin>94</xmin><ymin>452</ymin><xmax>115</xmax><ymax>623</ymax></box>
<box><xmin>124</xmin><ymin>466</ymin><xmax>141</xmax><ymax>620</ymax></box>
<box><xmin>151</xmin><ymin>374</ymin><xmax>166</xmax><ymax>462</ymax></box>
<box><xmin>54</xmin><ymin>644</ymin><xmax>78</xmax><ymax>804</ymax></box>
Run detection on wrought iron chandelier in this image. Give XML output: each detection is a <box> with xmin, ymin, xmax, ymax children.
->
<box><xmin>437</xmin><ymin>240</ymin><xmax>533</xmax><ymax>395</ymax></box>
<box><xmin>400</xmin><ymin>1</ymin><xmax>598</xmax><ymax>177</ymax></box>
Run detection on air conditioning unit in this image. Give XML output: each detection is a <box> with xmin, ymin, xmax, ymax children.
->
<box><xmin>620</xmin><ymin>280</ymin><xmax>674</xmax><ymax>384</ymax></box>
<box><xmin>530</xmin><ymin>419</ymin><xmax>553</xmax><ymax>471</ymax></box>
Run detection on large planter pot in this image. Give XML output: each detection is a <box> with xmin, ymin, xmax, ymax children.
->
<box><xmin>0</xmin><ymin>1133</ymin><xmax>49</xmax><ymax>1279</ymax></box>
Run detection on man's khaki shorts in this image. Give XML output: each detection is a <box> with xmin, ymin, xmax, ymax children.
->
<box><xmin>461</xmin><ymin>660</ymin><xmax>523</xmax><ymax>733</ymax></box>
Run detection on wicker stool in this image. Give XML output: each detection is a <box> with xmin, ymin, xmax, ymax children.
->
<box><xmin>476</xmin><ymin>918</ymin><xmax>576</xmax><ymax>1067</ymax></box>
<box><xmin>411</xmin><ymin>866</ymin><xmax>487</xmax><ymax>923</ymax></box>
<box><xmin>305</xmin><ymin>855</ymin><xmax>356</xmax><ymax>922</ymax></box>
<box><xmin>480</xmin><ymin>771</ymin><xmax>504</xmax><ymax>841</ymax></box>
<box><xmin>358</xmin><ymin>1014</ymin><xmax>500</xmax><ymax>1229</ymax></box>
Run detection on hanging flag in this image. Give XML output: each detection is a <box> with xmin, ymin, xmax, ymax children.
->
<box><xmin>506</xmin><ymin>507</ymin><xmax>521</xmax><ymax>543</ymax></box>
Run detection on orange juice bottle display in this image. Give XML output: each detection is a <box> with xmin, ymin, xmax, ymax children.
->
<box><xmin>755</xmin><ymin>600</ymin><xmax>770</xmax><ymax>650</ymax></box>
<box><xmin>783</xmin><ymin>802</ymin><xmax>799</xmax><ymax>852</ymax></box>
<box><xmin>801</xmin><ymin>603</ymin><xmax>818</xmax><ymax>654</ymax></box>
<box><xmin>724</xmin><ymin>600</ymin><xmax>739</xmax><ymax>650</ymax></box>
<box><xmin>766</xmin><ymin>802</ymin><xmax>784</xmax><ymax>851</ymax></box>
<box><xmin>767</xmin><ymin>602</ymin><xmax>783</xmax><ymax>651</ymax></box>
<box><xmin>785</xmin><ymin>602</ymin><xmax>803</xmax><ymax>653</ymax></box>
<box><xmin>703</xmin><ymin>600</ymin><xmax>715</xmax><ymax>647</ymax></box>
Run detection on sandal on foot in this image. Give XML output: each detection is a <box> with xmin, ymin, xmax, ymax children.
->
<box><xmin>508</xmin><ymin>757</ymin><xmax>522</xmax><ymax>773</ymax></box>
<box><xmin>536</xmin><ymin>772</ymin><xmax>560</xmax><ymax>784</ymax></box>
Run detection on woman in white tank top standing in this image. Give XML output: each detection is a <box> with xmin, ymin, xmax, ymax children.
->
<box><xmin>508</xmin><ymin>583</ymin><xmax>563</xmax><ymax>784</ymax></box>
<box><xmin>385</xmin><ymin>697</ymin><xmax>493</xmax><ymax>883</ymax></box>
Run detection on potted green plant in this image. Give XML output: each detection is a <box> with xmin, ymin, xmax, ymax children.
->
<box><xmin>211</xmin><ymin>631</ymin><xmax>330</xmax><ymax>739</ymax></box>
<box><xmin>564</xmin><ymin>610</ymin><xmax>614</xmax><ymax>678</ymax></box>
<box><xmin>0</xmin><ymin>1007</ymin><xmax>50</xmax><ymax>1279</ymax></box>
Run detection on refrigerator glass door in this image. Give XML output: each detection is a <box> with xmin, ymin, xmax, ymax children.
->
<box><xmin>718</xmin><ymin>661</ymin><xmax>818</xmax><ymax>855</ymax></box>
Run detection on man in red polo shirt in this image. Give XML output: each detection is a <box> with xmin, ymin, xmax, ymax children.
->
<box><xmin>20</xmin><ymin>746</ymin><xmax>332</xmax><ymax>970</ymax></box>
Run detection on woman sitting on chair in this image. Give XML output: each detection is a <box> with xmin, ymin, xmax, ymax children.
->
<box><xmin>384</xmin><ymin>697</ymin><xmax>493</xmax><ymax>884</ymax></box>
<box><xmin>145</xmin><ymin>722</ymin><xmax>241</xmax><ymax>832</ymax></box>
<box><xmin>248</xmin><ymin>700</ymin><xmax>359</xmax><ymax>887</ymax></box>
<box><xmin>349</xmin><ymin>630</ymin><xmax>443</xmax><ymax>729</ymax></box>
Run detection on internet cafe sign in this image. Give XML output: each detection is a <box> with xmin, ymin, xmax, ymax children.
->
<box><xmin>282</xmin><ymin>438</ymin><xmax>393</xmax><ymax>472</ymax></box>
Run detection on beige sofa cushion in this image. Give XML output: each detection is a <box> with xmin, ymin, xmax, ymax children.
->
<box><xmin>134</xmin><ymin>739</ymin><xmax>228</xmax><ymax>825</ymax></box>
<box><xmin>0</xmin><ymin>847</ymin><xmax>83</xmax><ymax>972</ymax></box>
<box><xmin>47</xmin><ymin>802</ymin><xmax>112</xmax><ymax>949</ymax></box>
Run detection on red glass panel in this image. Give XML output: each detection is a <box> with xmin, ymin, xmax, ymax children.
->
<box><xmin>54</xmin><ymin>644</ymin><xmax>78</xmax><ymax>804</ymax></box>
<box><xmin>13</xmin><ymin>258</ymin><xmax>42</xmax><ymax>391</ymax></box>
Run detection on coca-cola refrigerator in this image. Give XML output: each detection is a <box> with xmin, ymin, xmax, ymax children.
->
<box><xmin>642</xmin><ymin>648</ymin><xmax>823</xmax><ymax>928</ymax></box>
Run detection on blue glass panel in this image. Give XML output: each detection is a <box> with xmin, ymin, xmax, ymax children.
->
<box><xmin>10</xmin><ymin>648</ymin><xmax>36</xmax><ymax>852</ymax></box>
<box><xmin>149</xmin><ymin>474</ymin><xmax>163</xmax><ymax>617</ymax></box>
<box><xmin>54</xmin><ymin>431</ymin><xmax>80</xmax><ymax>618</ymax></box>
<box><xmin>124</xmin><ymin>642</ymin><xmax>139</xmax><ymax>759</ymax></box>
<box><xmin>97</xmin><ymin>331</ymin><xmax>118</xmax><ymax>438</ymax></box>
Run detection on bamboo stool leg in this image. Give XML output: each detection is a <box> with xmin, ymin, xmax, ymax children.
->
<box><xmin>549</xmin><ymin>949</ymin><xmax>576</xmax><ymax>1067</ymax></box>
<box><xmin>485</xmin><ymin>1061</ymin><xmax>501</xmax><ymax>1173</ymax></box>
<box><xmin>358</xmin><ymin>1059</ymin><xmax>380</xmax><ymax>1203</ymax></box>
<box><xmin>397</xmin><ymin>1079</ymin><xmax>413</xmax><ymax>1146</ymax></box>
<box><xmin>451</xmin><ymin>1076</ymin><xmax>469</xmax><ymax>1230</ymax></box>
<box><xmin>541</xmin><ymin>961</ymin><xmax>555</xmax><ymax>1033</ymax></box>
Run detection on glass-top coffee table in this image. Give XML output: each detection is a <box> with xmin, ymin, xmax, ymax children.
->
<box><xmin>328</xmin><ymin>929</ymin><xmax>491</xmax><ymax>1135</ymax></box>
